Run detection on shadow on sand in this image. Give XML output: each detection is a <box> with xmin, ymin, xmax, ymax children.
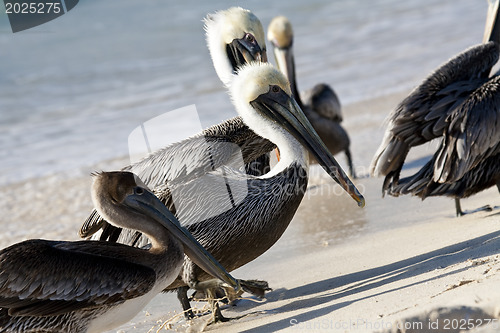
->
<box><xmin>236</xmin><ymin>230</ymin><xmax>500</xmax><ymax>332</ymax></box>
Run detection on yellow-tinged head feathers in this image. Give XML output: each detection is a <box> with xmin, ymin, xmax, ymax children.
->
<box><xmin>267</xmin><ymin>16</ymin><xmax>293</xmax><ymax>49</ymax></box>
<box><xmin>204</xmin><ymin>7</ymin><xmax>266</xmax><ymax>87</ymax></box>
<box><xmin>204</xmin><ymin>7</ymin><xmax>265</xmax><ymax>47</ymax></box>
<box><xmin>231</xmin><ymin>62</ymin><xmax>291</xmax><ymax>104</ymax></box>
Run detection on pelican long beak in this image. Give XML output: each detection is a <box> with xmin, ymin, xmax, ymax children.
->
<box><xmin>227</xmin><ymin>36</ymin><xmax>267</xmax><ymax>72</ymax></box>
<box><xmin>272</xmin><ymin>46</ymin><xmax>295</xmax><ymax>87</ymax></box>
<box><xmin>250</xmin><ymin>87</ymin><xmax>365</xmax><ymax>207</ymax></box>
<box><xmin>124</xmin><ymin>188</ymin><xmax>241</xmax><ymax>291</ymax></box>
<box><xmin>271</xmin><ymin>45</ymin><xmax>303</xmax><ymax>107</ymax></box>
<box><xmin>484</xmin><ymin>0</ymin><xmax>500</xmax><ymax>43</ymax></box>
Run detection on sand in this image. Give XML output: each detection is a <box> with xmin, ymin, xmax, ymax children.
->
<box><xmin>2</xmin><ymin>91</ymin><xmax>500</xmax><ymax>333</ymax></box>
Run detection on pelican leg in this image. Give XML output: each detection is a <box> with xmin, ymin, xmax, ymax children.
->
<box><xmin>187</xmin><ymin>279</ymin><xmax>229</xmax><ymax>323</ymax></box>
<box><xmin>206</xmin><ymin>287</ymin><xmax>229</xmax><ymax>323</ymax></box>
<box><xmin>455</xmin><ymin>198</ymin><xmax>464</xmax><ymax>217</ymax></box>
<box><xmin>344</xmin><ymin>148</ymin><xmax>356</xmax><ymax>179</ymax></box>
<box><xmin>455</xmin><ymin>198</ymin><xmax>492</xmax><ymax>217</ymax></box>
<box><xmin>177</xmin><ymin>286</ymin><xmax>195</xmax><ymax>319</ymax></box>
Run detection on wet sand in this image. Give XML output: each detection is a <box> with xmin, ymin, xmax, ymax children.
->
<box><xmin>4</xmin><ymin>89</ymin><xmax>499</xmax><ymax>332</ymax></box>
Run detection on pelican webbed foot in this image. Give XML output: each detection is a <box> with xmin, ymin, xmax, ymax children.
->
<box><xmin>177</xmin><ymin>286</ymin><xmax>195</xmax><ymax>319</ymax></box>
<box><xmin>239</xmin><ymin>279</ymin><xmax>272</xmax><ymax>298</ymax></box>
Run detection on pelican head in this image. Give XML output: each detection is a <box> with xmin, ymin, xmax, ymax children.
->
<box><xmin>484</xmin><ymin>0</ymin><xmax>500</xmax><ymax>43</ymax></box>
<box><xmin>231</xmin><ymin>63</ymin><xmax>364</xmax><ymax>207</ymax></box>
<box><xmin>267</xmin><ymin>16</ymin><xmax>296</xmax><ymax>88</ymax></box>
<box><xmin>205</xmin><ymin>7</ymin><xmax>267</xmax><ymax>87</ymax></box>
<box><xmin>91</xmin><ymin>171</ymin><xmax>241</xmax><ymax>292</ymax></box>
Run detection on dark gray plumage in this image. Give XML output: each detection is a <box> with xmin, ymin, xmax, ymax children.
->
<box><xmin>371</xmin><ymin>42</ymin><xmax>498</xmax><ymax>186</ymax></box>
<box><xmin>371</xmin><ymin>0</ymin><xmax>500</xmax><ymax>216</ymax></box>
<box><xmin>80</xmin><ymin>117</ymin><xmax>275</xmax><ymax>239</ymax></box>
<box><xmin>389</xmin><ymin>154</ymin><xmax>500</xmax><ymax>203</ymax></box>
<box><xmin>387</xmin><ymin>74</ymin><xmax>500</xmax><ymax>214</ymax></box>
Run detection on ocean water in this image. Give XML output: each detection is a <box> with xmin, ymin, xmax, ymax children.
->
<box><xmin>0</xmin><ymin>0</ymin><xmax>487</xmax><ymax>186</ymax></box>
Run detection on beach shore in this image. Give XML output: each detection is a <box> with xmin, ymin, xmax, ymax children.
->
<box><xmin>3</xmin><ymin>89</ymin><xmax>499</xmax><ymax>332</ymax></box>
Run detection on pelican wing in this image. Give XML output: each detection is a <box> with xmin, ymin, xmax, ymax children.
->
<box><xmin>80</xmin><ymin>116</ymin><xmax>274</xmax><ymax>241</ymax></box>
<box><xmin>434</xmin><ymin>75</ymin><xmax>500</xmax><ymax>183</ymax></box>
<box><xmin>371</xmin><ymin>42</ymin><xmax>499</xmax><ymax>179</ymax></box>
<box><xmin>0</xmin><ymin>240</ymin><xmax>156</xmax><ymax>316</ymax></box>
<box><xmin>124</xmin><ymin>116</ymin><xmax>272</xmax><ymax>188</ymax></box>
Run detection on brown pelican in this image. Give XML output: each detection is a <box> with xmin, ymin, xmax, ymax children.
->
<box><xmin>0</xmin><ymin>171</ymin><xmax>239</xmax><ymax>332</ymax></box>
<box><xmin>81</xmin><ymin>63</ymin><xmax>364</xmax><ymax>321</ymax></box>
<box><xmin>267</xmin><ymin>15</ymin><xmax>356</xmax><ymax>178</ymax></box>
<box><xmin>79</xmin><ymin>7</ymin><xmax>276</xmax><ymax>320</ymax></box>
<box><xmin>371</xmin><ymin>0</ymin><xmax>500</xmax><ymax>216</ymax></box>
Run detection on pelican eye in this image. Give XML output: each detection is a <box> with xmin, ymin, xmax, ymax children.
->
<box><xmin>271</xmin><ymin>85</ymin><xmax>281</xmax><ymax>93</ymax></box>
<box><xmin>244</xmin><ymin>33</ymin><xmax>255</xmax><ymax>44</ymax></box>
<box><xmin>134</xmin><ymin>187</ymin><xmax>145</xmax><ymax>195</ymax></box>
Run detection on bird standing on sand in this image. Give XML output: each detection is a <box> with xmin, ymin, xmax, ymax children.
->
<box><xmin>267</xmin><ymin>15</ymin><xmax>356</xmax><ymax>178</ymax></box>
<box><xmin>81</xmin><ymin>62</ymin><xmax>364</xmax><ymax>321</ymax></box>
<box><xmin>0</xmin><ymin>171</ymin><xmax>239</xmax><ymax>332</ymax></box>
<box><xmin>80</xmin><ymin>7</ymin><xmax>277</xmax><ymax>319</ymax></box>
<box><xmin>371</xmin><ymin>0</ymin><xmax>500</xmax><ymax>216</ymax></box>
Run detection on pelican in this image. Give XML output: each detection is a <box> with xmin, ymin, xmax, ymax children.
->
<box><xmin>371</xmin><ymin>0</ymin><xmax>500</xmax><ymax>216</ymax></box>
<box><xmin>0</xmin><ymin>171</ymin><xmax>239</xmax><ymax>332</ymax></box>
<box><xmin>204</xmin><ymin>6</ymin><xmax>273</xmax><ymax>177</ymax></box>
<box><xmin>81</xmin><ymin>63</ymin><xmax>364</xmax><ymax>320</ymax></box>
<box><xmin>79</xmin><ymin>7</ymin><xmax>277</xmax><ymax>319</ymax></box>
<box><xmin>267</xmin><ymin>15</ymin><xmax>356</xmax><ymax>177</ymax></box>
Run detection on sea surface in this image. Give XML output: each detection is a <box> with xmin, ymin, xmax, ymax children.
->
<box><xmin>0</xmin><ymin>0</ymin><xmax>487</xmax><ymax>186</ymax></box>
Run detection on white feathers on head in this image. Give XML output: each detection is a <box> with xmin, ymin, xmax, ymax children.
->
<box><xmin>204</xmin><ymin>7</ymin><xmax>266</xmax><ymax>87</ymax></box>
